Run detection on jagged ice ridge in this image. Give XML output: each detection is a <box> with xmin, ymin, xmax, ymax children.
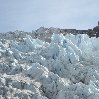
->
<box><xmin>0</xmin><ymin>32</ymin><xmax>99</xmax><ymax>99</ymax></box>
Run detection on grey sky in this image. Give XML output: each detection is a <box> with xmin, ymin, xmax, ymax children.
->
<box><xmin>0</xmin><ymin>0</ymin><xmax>99</xmax><ymax>32</ymax></box>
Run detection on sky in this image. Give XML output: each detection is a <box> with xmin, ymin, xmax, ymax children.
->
<box><xmin>0</xmin><ymin>0</ymin><xmax>99</xmax><ymax>32</ymax></box>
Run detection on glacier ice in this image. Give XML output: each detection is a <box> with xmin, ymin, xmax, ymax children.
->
<box><xmin>0</xmin><ymin>32</ymin><xmax>99</xmax><ymax>99</ymax></box>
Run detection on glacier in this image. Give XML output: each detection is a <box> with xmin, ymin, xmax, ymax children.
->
<box><xmin>0</xmin><ymin>31</ymin><xmax>99</xmax><ymax>99</ymax></box>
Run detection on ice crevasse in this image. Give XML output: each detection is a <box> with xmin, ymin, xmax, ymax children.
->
<box><xmin>0</xmin><ymin>33</ymin><xmax>99</xmax><ymax>99</ymax></box>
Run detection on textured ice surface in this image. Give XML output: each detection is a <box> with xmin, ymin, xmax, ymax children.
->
<box><xmin>0</xmin><ymin>32</ymin><xmax>99</xmax><ymax>99</ymax></box>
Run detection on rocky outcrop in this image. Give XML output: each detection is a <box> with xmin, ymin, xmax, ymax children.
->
<box><xmin>1</xmin><ymin>22</ymin><xmax>99</xmax><ymax>43</ymax></box>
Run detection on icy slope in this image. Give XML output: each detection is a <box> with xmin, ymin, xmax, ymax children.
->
<box><xmin>0</xmin><ymin>33</ymin><xmax>99</xmax><ymax>99</ymax></box>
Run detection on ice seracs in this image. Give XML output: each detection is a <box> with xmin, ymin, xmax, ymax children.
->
<box><xmin>0</xmin><ymin>31</ymin><xmax>99</xmax><ymax>99</ymax></box>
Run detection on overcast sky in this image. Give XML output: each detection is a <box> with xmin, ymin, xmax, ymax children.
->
<box><xmin>0</xmin><ymin>0</ymin><xmax>99</xmax><ymax>32</ymax></box>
